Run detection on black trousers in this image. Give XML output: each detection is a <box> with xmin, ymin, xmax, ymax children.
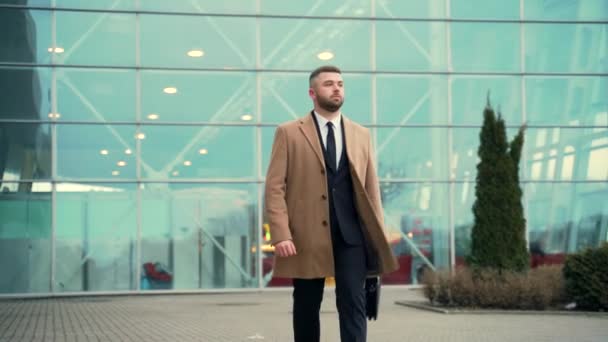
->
<box><xmin>292</xmin><ymin>233</ymin><xmax>367</xmax><ymax>342</ymax></box>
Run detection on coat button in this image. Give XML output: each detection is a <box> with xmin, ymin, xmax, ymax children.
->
<box><xmin>322</xmin><ymin>220</ymin><xmax>328</xmax><ymax>226</ymax></box>
<box><xmin>321</xmin><ymin>169</ymin><xmax>325</xmax><ymax>175</ymax></box>
<box><xmin>321</xmin><ymin>194</ymin><xmax>327</xmax><ymax>200</ymax></box>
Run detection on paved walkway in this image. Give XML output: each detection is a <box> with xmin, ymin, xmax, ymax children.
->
<box><xmin>1</xmin><ymin>288</ymin><xmax>607</xmax><ymax>341</ymax></box>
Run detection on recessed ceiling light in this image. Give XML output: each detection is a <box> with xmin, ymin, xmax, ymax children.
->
<box><xmin>100</xmin><ymin>149</ymin><xmax>109</xmax><ymax>155</ymax></box>
<box><xmin>199</xmin><ymin>148</ymin><xmax>208</xmax><ymax>155</ymax></box>
<box><xmin>183</xmin><ymin>160</ymin><xmax>192</xmax><ymax>166</ymax></box>
<box><xmin>187</xmin><ymin>49</ymin><xmax>205</xmax><ymax>57</ymax></box>
<box><xmin>136</xmin><ymin>133</ymin><xmax>146</xmax><ymax>140</ymax></box>
<box><xmin>47</xmin><ymin>47</ymin><xmax>64</xmax><ymax>54</ymax></box>
<box><xmin>172</xmin><ymin>171</ymin><xmax>179</xmax><ymax>176</ymax></box>
<box><xmin>426</xmin><ymin>161</ymin><xmax>432</xmax><ymax>168</ymax></box>
<box><xmin>48</xmin><ymin>113</ymin><xmax>61</xmax><ymax>119</ymax></box>
<box><xmin>117</xmin><ymin>161</ymin><xmax>127</xmax><ymax>167</ymax></box>
<box><xmin>163</xmin><ymin>87</ymin><xmax>178</xmax><ymax>94</ymax></box>
<box><xmin>147</xmin><ymin>113</ymin><xmax>160</xmax><ymax>120</ymax></box>
<box><xmin>317</xmin><ymin>51</ymin><xmax>334</xmax><ymax>61</ymax></box>
<box><xmin>112</xmin><ymin>170</ymin><xmax>120</xmax><ymax>176</ymax></box>
<box><xmin>125</xmin><ymin>149</ymin><xmax>133</xmax><ymax>155</ymax></box>
<box><xmin>241</xmin><ymin>114</ymin><xmax>253</xmax><ymax>121</ymax></box>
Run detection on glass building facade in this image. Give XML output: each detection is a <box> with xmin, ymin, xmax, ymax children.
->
<box><xmin>0</xmin><ymin>0</ymin><xmax>606</xmax><ymax>295</ymax></box>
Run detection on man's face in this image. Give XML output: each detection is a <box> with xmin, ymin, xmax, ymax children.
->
<box><xmin>309</xmin><ymin>72</ymin><xmax>344</xmax><ymax>112</ymax></box>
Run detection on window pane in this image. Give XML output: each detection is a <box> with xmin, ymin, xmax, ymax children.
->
<box><xmin>55</xmin><ymin>183</ymin><xmax>137</xmax><ymax>292</ymax></box>
<box><xmin>55</xmin><ymin>11</ymin><xmax>135</xmax><ymax>66</ymax></box>
<box><xmin>454</xmin><ymin>182</ymin><xmax>474</xmax><ymax>266</ymax></box>
<box><xmin>261</xmin><ymin>0</ymin><xmax>370</xmax><ymax>16</ymax></box>
<box><xmin>526</xmin><ymin>77</ymin><xmax>607</xmax><ymax>125</ymax></box>
<box><xmin>0</xmin><ymin>0</ymin><xmax>50</xmax><ymax>6</ymax></box>
<box><xmin>375</xmin><ymin>0</ymin><xmax>446</xmax><ymax>18</ymax></box>
<box><xmin>452</xmin><ymin>23</ymin><xmax>520</xmax><ymax>72</ymax></box>
<box><xmin>451</xmin><ymin>0</ymin><xmax>519</xmax><ymax>19</ymax></box>
<box><xmin>261</xmin><ymin>126</ymin><xmax>276</xmax><ymax>177</ymax></box>
<box><xmin>525</xmin><ymin>24</ymin><xmax>607</xmax><ymax>73</ymax></box>
<box><xmin>381</xmin><ymin>182</ymin><xmax>450</xmax><ymax>285</ymax></box>
<box><xmin>0</xmin><ymin>186</ymin><xmax>51</xmax><ymax>293</ymax></box>
<box><xmin>527</xmin><ymin>182</ymin><xmax>608</xmax><ymax>256</ymax></box>
<box><xmin>376</xmin><ymin>75</ymin><xmax>448</xmax><ymax>124</ymax></box>
<box><xmin>56</xmin><ymin>125</ymin><xmax>137</xmax><ymax>179</ymax></box>
<box><xmin>377</xmin><ymin>128</ymin><xmax>449</xmax><ymax>180</ymax></box>
<box><xmin>452</xmin><ymin>127</ymin><xmax>524</xmax><ymax>181</ymax></box>
<box><xmin>376</xmin><ymin>21</ymin><xmax>447</xmax><ymax>71</ymax></box>
<box><xmin>0</xmin><ymin>123</ymin><xmax>51</xmax><ymax>181</ymax></box>
<box><xmin>141</xmin><ymin>183</ymin><xmax>258</xmax><ymax>290</ymax></box>
<box><xmin>140</xmin><ymin>15</ymin><xmax>255</xmax><ymax>69</ymax></box>
<box><xmin>141</xmin><ymin>71</ymin><xmax>256</xmax><ymax>123</ymax></box>
<box><xmin>260</xmin><ymin>73</ymin><xmax>371</xmax><ymax>124</ymax></box>
<box><xmin>0</xmin><ymin>9</ymin><xmax>51</xmax><ymax>64</ymax></box>
<box><xmin>57</xmin><ymin>68</ymin><xmax>136</xmax><ymax>122</ymax></box>
<box><xmin>261</xmin><ymin>18</ymin><xmax>370</xmax><ymax>70</ymax></box>
<box><xmin>0</xmin><ymin>67</ymin><xmax>51</xmax><ymax>120</ymax></box>
<box><xmin>138</xmin><ymin>0</ymin><xmax>256</xmax><ymax>14</ymax></box>
<box><xmin>451</xmin><ymin>76</ymin><xmax>521</xmax><ymax>124</ymax></box>
<box><xmin>140</xmin><ymin>126</ymin><xmax>255</xmax><ymax>179</ymax></box>
<box><xmin>525</xmin><ymin>0</ymin><xmax>608</xmax><ymax>20</ymax></box>
<box><xmin>526</xmin><ymin>128</ymin><xmax>608</xmax><ymax>181</ymax></box>
<box><xmin>56</xmin><ymin>0</ymin><xmax>135</xmax><ymax>10</ymax></box>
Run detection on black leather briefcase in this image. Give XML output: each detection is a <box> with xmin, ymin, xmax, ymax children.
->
<box><xmin>365</xmin><ymin>276</ymin><xmax>381</xmax><ymax>320</ymax></box>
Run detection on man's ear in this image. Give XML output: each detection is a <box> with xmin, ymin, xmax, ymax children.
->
<box><xmin>308</xmin><ymin>87</ymin><xmax>315</xmax><ymax>100</ymax></box>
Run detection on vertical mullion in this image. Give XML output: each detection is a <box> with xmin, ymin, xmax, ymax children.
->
<box><xmin>255</xmin><ymin>0</ymin><xmax>263</xmax><ymax>290</ymax></box>
<box><xmin>50</xmin><ymin>5</ymin><xmax>57</xmax><ymax>294</ymax></box>
<box><xmin>134</xmin><ymin>2</ymin><xmax>142</xmax><ymax>292</ymax></box>
<box><xmin>446</xmin><ymin>0</ymin><xmax>456</xmax><ymax>272</ymax></box>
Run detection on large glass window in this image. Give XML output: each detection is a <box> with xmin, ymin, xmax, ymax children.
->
<box><xmin>56</xmin><ymin>0</ymin><xmax>135</xmax><ymax>10</ymax></box>
<box><xmin>54</xmin><ymin>183</ymin><xmax>137</xmax><ymax>292</ymax></box>
<box><xmin>525</xmin><ymin>24</ymin><xmax>608</xmax><ymax>73</ymax></box>
<box><xmin>260</xmin><ymin>18</ymin><xmax>371</xmax><ymax>71</ymax></box>
<box><xmin>0</xmin><ymin>8</ymin><xmax>51</xmax><ymax>64</ymax></box>
<box><xmin>451</xmin><ymin>23</ymin><xmax>520</xmax><ymax>72</ymax></box>
<box><xmin>56</xmin><ymin>124</ymin><xmax>137</xmax><ymax>179</ymax></box>
<box><xmin>141</xmin><ymin>71</ymin><xmax>256</xmax><ymax>123</ymax></box>
<box><xmin>525</xmin><ymin>0</ymin><xmax>608</xmax><ymax>21</ymax></box>
<box><xmin>55</xmin><ymin>11</ymin><xmax>135</xmax><ymax>66</ymax></box>
<box><xmin>0</xmin><ymin>123</ymin><xmax>51</xmax><ymax>181</ymax></box>
<box><xmin>377</xmin><ymin>128</ymin><xmax>449</xmax><ymax>180</ymax></box>
<box><xmin>140</xmin><ymin>15</ymin><xmax>255</xmax><ymax>69</ymax></box>
<box><xmin>377</xmin><ymin>75</ymin><xmax>448</xmax><ymax>124</ymax></box>
<box><xmin>262</xmin><ymin>0</ymin><xmax>370</xmax><ymax>16</ymax></box>
<box><xmin>381</xmin><ymin>182</ymin><xmax>450</xmax><ymax>284</ymax></box>
<box><xmin>0</xmin><ymin>185</ymin><xmax>51</xmax><ymax>294</ymax></box>
<box><xmin>141</xmin><ymin>183</ymin><xmax>258</xmax><ymax>290</ymax></box>
<box><xmin>56</xmin><ymin>68</ymin><xmax>136</xmax><ymax>122</ymax></box>
<box><xmin>375</xmin><ymin>0</ymin><xmax>446</xmax><ymax>19</ymax></box>
<box><xmin>138</xmin><ymin>0</ymin><xmax>256</xmax><ymax>14</ymax></box>
<box><xmin>451</xmin><ymin>0</ymin><xmax>519</xmax><ymax>19</ymax></box>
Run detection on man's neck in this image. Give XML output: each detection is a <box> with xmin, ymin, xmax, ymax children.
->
<box><xmin>314</xmin><ymin>107</ymin><xmax>340</xmax><ymax>122</ymax></box>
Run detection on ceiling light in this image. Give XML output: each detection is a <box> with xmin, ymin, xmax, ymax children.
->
<box><xmin>317</xmin><ymin>51</ymin><xmax>334</xmax><ymax>61</ymax></box>
<box><xmin>117</xmin><ymin>161</ymin><xmax>127</xmax><ymax>167</ymax></box>
<box><xmin>100</xmin><ymin>149</ymin><xmax>109</xmax><ymax>155</ymax></box>
<box><xmin>47</xmin><ymin>47</ymin><xmax>64</xmax><ymax>54</ymax></box>
<box><xmin>199</xmin><ymin>148</ymin><xmax>208</xmax><ymax>155</ymax></box>
<box><xmin>163</xmin><ymin>87</ymin><xmax>178</xmax><ymax>94</ymax></box>
<box><xmin>136</xmin><ymin>133</ymin><xmax>146</xmax><ymax>140</ymax></box>
<box><xmin>241</xmin><ymin>114</ymin><xmax>253</xmax><ymax>121</ymax></box>
<box><xmin>426</xmin><ymin>161</ymin><xmax>432</xmax><ymax>168</ymax></box>
<box><xmin>187</xmin><ymin>49</ymin><xmax>205</xmax><ymax>57</ymax></box>
<box><xmin>125</xmin><ymin>149</ymin><xmax>133</xmax><ymax>155</ymax></box>
<box><xmin>183</xmin><ymin>161</ymin><xmax>192</xmax><ymax>166</ymax></box>
<box><xmin>172</xmin><ymin>171</ymin><xmax>179</xmax><ymax>176</ymax></box>
<box><xmin>147</xmin><ymin>113</ymin><xmax>159</xmax><ymax>120</ymax></box>
<box><xmin>112</xmin><ymin>171</ymin><xmax>120</xmax><ymax>176</ymax></box>
<box><xmin>48</xmin><ymin>113</ymin><xmax>61</xmax><ymax>119</ymax></box>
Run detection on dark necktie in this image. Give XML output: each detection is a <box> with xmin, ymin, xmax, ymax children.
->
<box><xmin>326</xmin><ymin>122</ymin><xmax>337</xmax><ymax>171</ymax></box>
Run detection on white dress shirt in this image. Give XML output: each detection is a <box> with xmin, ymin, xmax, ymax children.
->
<box><xmin>314</xmin><ymin>111</ymin><xmax>343</xmax><ymax>168</ymax></box>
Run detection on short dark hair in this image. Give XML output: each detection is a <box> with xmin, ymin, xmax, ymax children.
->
<box><xmin>309</xmin><ymin>65</ymin><xmax>341</xmax><ymax>87</ymax></box>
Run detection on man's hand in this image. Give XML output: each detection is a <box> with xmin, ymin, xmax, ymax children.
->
<box><xmin>274</xmin><ymin>240</ymin><xmax>297</xmax><ymax>257</ymax></box>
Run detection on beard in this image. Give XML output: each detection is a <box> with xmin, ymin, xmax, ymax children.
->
<box><xmin>317</xmin><ymin>94</ymin><xmax>343</xmax><ymax>112</ymax></box>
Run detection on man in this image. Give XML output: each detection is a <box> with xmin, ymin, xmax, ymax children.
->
<box><xmin>264</xmin><ymin>65</ymin><xmax>398</xmax><ymax>342</ymax></box>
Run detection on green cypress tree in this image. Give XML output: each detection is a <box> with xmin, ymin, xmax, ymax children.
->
<box><xmin>468</xmin><ymin>98</ymin><xmax>529</xmax><ymax>272</ymax></box>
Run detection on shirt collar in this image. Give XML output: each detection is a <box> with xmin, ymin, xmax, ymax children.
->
<box><xmin>313</xmin><ymin>111</ymin><xmax>341</xmax><ymax>129</ymax></box>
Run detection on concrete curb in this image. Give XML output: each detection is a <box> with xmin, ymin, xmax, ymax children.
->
<box><xmin>394</xmin><ymin>300</ymin><xmax>608</xmax><ymax>317</ymax></box>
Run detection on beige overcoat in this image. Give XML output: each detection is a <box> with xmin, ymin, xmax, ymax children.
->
<box><xmin>264</xmin><ymin>113</ymin><xmax>399</xmax><ymax>278</ymax></box>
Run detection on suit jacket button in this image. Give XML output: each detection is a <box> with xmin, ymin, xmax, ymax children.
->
<box><xmin>321</xmin><ymin>194</ymin><xmax>327</xmax><ymax>200</ymax></box>
<box><xmin>322</xmin><ymin>220</ymin><xmax>328</xmax><ymax>226</ymax></box>
<box><xmin>321</xmin><ymin>169</ymin><xmax>325</xmax><ymax>175</ymax></box>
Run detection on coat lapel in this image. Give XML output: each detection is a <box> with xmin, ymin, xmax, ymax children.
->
<box><xmin>298</xmin><ymin>114</ymin><xmax>325</xmax><ymax>168</ymax></box>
